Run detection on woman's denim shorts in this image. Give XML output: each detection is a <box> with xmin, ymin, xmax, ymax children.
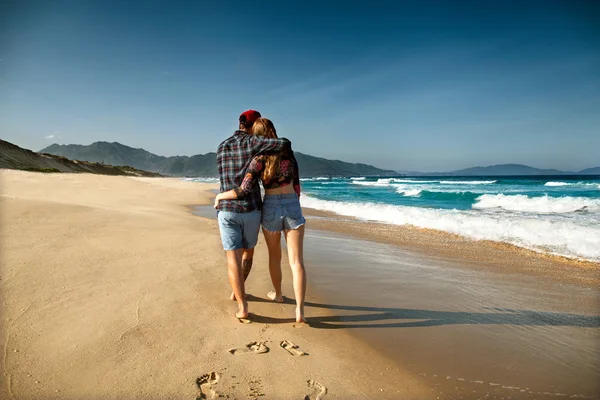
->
<box><xmin>261</xmin><ymin>193</ymin><xmax>306</xmax><ymax>232</ymax></box>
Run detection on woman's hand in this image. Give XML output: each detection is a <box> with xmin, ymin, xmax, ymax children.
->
<box><xmin>213</xmin><ymin>194</ymin><xmax>221</xmax><ymax>209</ymax></box>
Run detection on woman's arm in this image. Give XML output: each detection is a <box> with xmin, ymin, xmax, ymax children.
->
<box><xmin>213</xmin><ymin>189</ymin><xmax>240</xmax><ymax>209</ymax></box>
<box><xmin>214</xmin><ymin>156</ymin><xmax>266</xmax><ymax>208</ymax></box>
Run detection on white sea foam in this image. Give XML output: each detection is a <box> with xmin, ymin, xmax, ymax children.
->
<box><xmin>473</xmin><ymin>194</ymin><xmax>600</xmax><ymax>213</ymax></box>
<box><xmin>301</xmin><ymin>195</ymin><xmax>600</xmax><ymax>261</ymax></box>
<box><xmin>545</xmin><ymin>181</ymin><xmax>600</xmax><ymax>189</ymax></box>
<box><xmin>300</xmin><ymin>177</ymin><xmax>330</xmax><ymax>181</ymax></box>
<box><xmin>396</xmin><ymin>188</ymin><xmax>422</xmax><ymax>197</ymax></box>
<box><xmin>376</xmin><ymin>178</ymin><xmax>438</xmax><ymax>184</ymax></box>
<box><xmin>439</xmin><ymin>180</ymin><xmax>497</xmax><ymax>185</ymax></box>
<box><xmin>352</xmin><ymin>180</ymin><xmax>390</xmax><ymax>187</ymax></box>
<box><xmin>388</xmin><ymin>179</ymin><xmax>438</xmax><ymax>184</ymax></box>
<box><xmin>351</xmin><ymin>177</ymin><xmax>366</xmax><ymax>180</ymax></box>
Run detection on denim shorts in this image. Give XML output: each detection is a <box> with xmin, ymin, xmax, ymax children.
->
<box><xmin>262</xmin><ymin>193</ymin><xmax>306</xmax><ymax>232</ymax></box>
<box><xmin>217</xmin><ymin>210</ymin><xmax>262</xmax><ymax>251</ymax></box>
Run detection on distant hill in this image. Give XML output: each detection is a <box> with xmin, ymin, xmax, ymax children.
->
<box><xmin>403</xmin><ymin>163</ymin><xmax>600</xmax><ymax>176</ymax></box>
<box><xmin>0</xmin><ymin>139</ymin><xmax>161</xmax><ymax>177</ymax></box>
<box><xmin>578</xmin><ymin>167</ymin><xmax>600</xmax><ymax>175</ymax></box>
<box><xmin>40</xmin><ymin>141</ymin><xmax>397</xmax><ymax>177</ymax></box>
<box><xmin>402</xmin><ymin>163</ymin><xmax>600</xmax><ymax>176</ymax></box>
<box><xmin>451</xmin><ymin>164</ymin><xmax>570</xmax><ymax>176</ymax></box>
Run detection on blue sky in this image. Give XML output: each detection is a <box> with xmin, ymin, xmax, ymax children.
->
<box><xmin>1</xmin><ymin>0</ymin><xmax>599</xmax><ymax>172</ymax></box>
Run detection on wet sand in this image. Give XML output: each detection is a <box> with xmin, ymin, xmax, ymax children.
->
<box><xmin>301</xmin><ymin>230</ymin><xmax>600</xmax><ymax>399</ymax></box>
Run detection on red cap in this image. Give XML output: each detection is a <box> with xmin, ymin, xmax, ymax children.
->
<box><xmin>239</xmin><ymin>109</ymin><xmax>261</xmax><ymax>125</ymax></box>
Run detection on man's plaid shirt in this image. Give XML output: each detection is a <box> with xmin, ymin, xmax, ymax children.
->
<box><xmin>216</xmin><ymin>130</ymin><xmax>291</xmax><ymax>213</ymax></box>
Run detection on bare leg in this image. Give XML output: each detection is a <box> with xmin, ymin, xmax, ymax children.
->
<box><xmin>226</xmin><ymin>249</ymin><xmax>248</xmax><ymax>319</ymax></box>
<box><xmin>284</xmin><ymin>225</ymin><xmax>306</xmax><ymax>323</ymax></box>
<box><xmin>230</xmin><ymin>248</ymin><xmax>254</xmax><ymax>301</ymax></box>
<box><xmin>262</xmin><ymin>228</ymin><xmax>283</xmax><ymax>303</ymax></box>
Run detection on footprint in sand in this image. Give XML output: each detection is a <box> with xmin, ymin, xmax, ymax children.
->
<box><xmin>280</xmin><ymin>340</ymin><xmax>307</xmax><ymax>356</ymax></box>
<box><xmin>303</xmin><ymin>379</ymin><xmax>327</xmax><ymax>400</ymax></box>
<box><xmin>228</xmin><ymin>341</ymin><xmax>269</xmax><ymax>355</ymax></box>
<box><xmin>196</xmin><ymin>371</ymin><xmax>220</xmax><ymax>400</ymax></box>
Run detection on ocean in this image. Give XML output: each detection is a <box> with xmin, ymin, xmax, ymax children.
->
<box><xmin>299</xmin><ymin>175</ymin><xmax>600</xmax><ymax>262</ymax></box>
<box><xmin>187</xmin><ymin>175</ymin><xmax>600</xmax><ymax>262</ymax></box>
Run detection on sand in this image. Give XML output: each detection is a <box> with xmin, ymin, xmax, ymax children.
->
<box><xmin>0</xmin><ymin>170</ymin><xmax>429</xmax><ymax>399</ymax></box>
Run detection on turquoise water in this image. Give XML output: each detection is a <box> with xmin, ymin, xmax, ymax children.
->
<box><xmin>298</xmin><ymin>175</ymin><xmax>600</xmax><ymax>262</ymax></box>
<box><xmin>301</xmin><ymin>176</ymin><xmax>600</xmax><ymax>211</ymax></box>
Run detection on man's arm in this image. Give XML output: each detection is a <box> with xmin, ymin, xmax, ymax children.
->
<box><xmin>250</xmin><ymin>135</ymin><xmax>291</xmax><ymax>156</ymax></box>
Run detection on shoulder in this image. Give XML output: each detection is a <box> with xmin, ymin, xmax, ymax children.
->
<box><xmin>218</xmin><ymin>136</ymin><xmax>232</xmax><ymax>150</ymax></box>
<box><xmin>218</xmin><ymin>132</ymin><xmax>243</xmax><ymax>150</ymax></box>
<box><xmin>281</xmin><ymin>147</ymin><xmax>295</xmax><ymax>158</ymax></box>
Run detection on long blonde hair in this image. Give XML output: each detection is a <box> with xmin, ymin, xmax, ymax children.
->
<box><xmin>252</xmin><ymin>118</ymin><xmax>279</xmax><ymax>182</ymax></box>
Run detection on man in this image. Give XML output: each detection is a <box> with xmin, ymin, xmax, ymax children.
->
<box><xmin>216</xmin><ymin>110</ymin><xmax>291</xmax><ymax>319</ymax></box>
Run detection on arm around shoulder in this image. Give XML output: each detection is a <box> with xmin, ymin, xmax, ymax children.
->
<box><xmin>251</xmin><ymin>135</ymin><xmax>291</xmax><ymax>154</ymax></box>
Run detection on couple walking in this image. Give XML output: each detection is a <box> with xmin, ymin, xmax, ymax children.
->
<box><xmin>214</xmin><ymin>110</ymin><xmax>307</xmax><ymax>324</ymax></box>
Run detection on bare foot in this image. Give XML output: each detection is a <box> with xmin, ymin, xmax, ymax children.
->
<box><xmin>267</xmin><ymin>291</ymin><xmax>284</xmax><ymax>303</ymax></box>
<box><xmin>296</xmin><ymin>306</ymin><xmax>306</xmax><ymax>324</ymax></box>
<box><xmin>235</xmin><ymin>301</ymin><xmax>249</xmax><ymax>320</ymax></box>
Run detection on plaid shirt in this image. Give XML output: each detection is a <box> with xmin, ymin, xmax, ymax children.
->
<box><xmin>216</xmin><ymin>130</ymin><xmax>291</xmax><ymax>213</ymax></box>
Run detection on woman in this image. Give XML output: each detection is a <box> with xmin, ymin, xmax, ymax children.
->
<box><xmin>214</xmin><ymin>118</ymin><xmax>307</xmax><ymax>323</ymax></box>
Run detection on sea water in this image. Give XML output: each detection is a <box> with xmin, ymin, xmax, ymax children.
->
<box><xmin>298</xmin><ymin>175</ymin><xmax>600</xmax><ymax>262</ymax></box>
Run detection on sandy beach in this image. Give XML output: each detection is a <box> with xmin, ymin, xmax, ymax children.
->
<box><xmin>0</xmin><ymin>170</ymin><xmax>428</xmax><ymax>399</ymax></box>
<box><xmin>2</xmin><ymin>170</ymin><xmax>599</xmax><ymax>399</ymax></box>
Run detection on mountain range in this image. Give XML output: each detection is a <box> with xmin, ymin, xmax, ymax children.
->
<box><xmin>0</xmin><ymin>139</ymin><xmax>161</xmax><ymax>177</ymax></box>
<box><xmin>29</xmin><ymin>141</ymin><xmax>600</xmax><ymax>177</ymax></box>
<box><xmin>40</xmin><ymin>141</ymin><xmax>398</xmax><ymax>177</ymax></box>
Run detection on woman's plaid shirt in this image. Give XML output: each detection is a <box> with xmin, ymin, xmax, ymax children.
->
<box><xmin>216</xmin><ymin>130</ymin><xmax>291</xmax><ymax>213</ymax></box>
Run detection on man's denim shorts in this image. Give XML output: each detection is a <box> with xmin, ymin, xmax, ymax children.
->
<box><xmin>262</xmin><ymin>193</ymin><xmax>306</xmax><ymax>232</ymax></box>
<box><xmin>217</xmin><ymin>210</ymin><xmax>262</xmax><ymax>251</ymax></box>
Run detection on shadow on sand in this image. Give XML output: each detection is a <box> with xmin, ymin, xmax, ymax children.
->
<box><xmin>246</xmin><ymin>295</ymin><xmax>600</xmax><ymax>329</ymax></box>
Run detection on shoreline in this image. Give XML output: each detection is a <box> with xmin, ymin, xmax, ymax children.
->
<box><xmin>191</xmin><ymin>185</ymin><xmax>599</xmax><ymax>288</ymax></box>
<box><xmin>302</xmin><ymin>208</ymin><xmax>600</xmax><ymax>287</ymax></box>
<box><xmin>304</xmin><ymin>207</ymin><xmax>599</xmax><ymax>267</ymax></box>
